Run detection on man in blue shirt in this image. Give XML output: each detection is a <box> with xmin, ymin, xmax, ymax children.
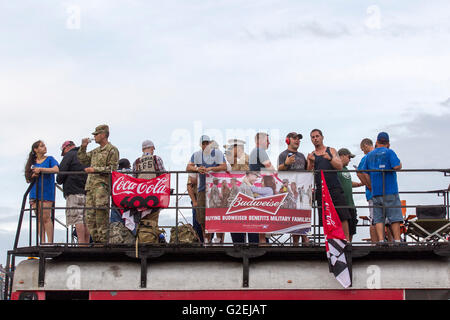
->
<box><xmin>187</xmin><ymin>135</ymin><xmax>227</xmax><ymax>243</ymax></box>
<box><xmin>361</xmin><ymin>132</ymin><xmax>403</xmax><ymax>243</ymax></box>
<box><xmin>356</xmin><ymin>138</ymin><xmax>377</xmax><ymax>243</ymax></box>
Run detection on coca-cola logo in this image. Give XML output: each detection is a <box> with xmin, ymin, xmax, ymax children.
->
<box><xmin>112</xmin><ymin>173</ymin><xmax>169</xmax><ymax>196</ymax></box>
<box><xmin>323</xmin><ymin>201</ymin><xmax>337</xmax><ymax>228</ymax></box>
<box><xmin>226</xmin><ymin>192</ymin><xmax>288</xmax><ymax>215</ymax></box>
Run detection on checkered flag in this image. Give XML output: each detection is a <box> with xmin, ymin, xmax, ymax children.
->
<box><xmin>326</xmin><ymin>238</ymin><xmax>352</xmax><ymax>288</ymax></box>
<box><xmin>321</xmin><ymin>171</ymin><xmax>352</xmax><ymax>288</ymax></box>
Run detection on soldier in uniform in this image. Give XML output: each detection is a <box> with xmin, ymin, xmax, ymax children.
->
<box><xmin>78</xmin><ymin>124</ymin><xmax>119</xmax><ymax>243</ymax></box>
<box><xmin>224</xmin><ymin>139</ymin><xmax>249</xmax><ymax>171</ymax></box>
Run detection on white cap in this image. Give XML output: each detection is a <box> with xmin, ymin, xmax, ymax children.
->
<box><xmin>199</xmin><ymin>135</ymin><xmax>211</xmax><ymax>144</ymax></box>
<box><xmin>142</xmin><ymin>140</ymin><xmax>155</xmax><ymax>149</ymax></box>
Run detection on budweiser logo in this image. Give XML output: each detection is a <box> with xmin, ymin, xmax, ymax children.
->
<box><xmin>112</xmin><ymin>173</ymin><xmax>169</xmax><ymax>196</ymax></box>
<box><xmin>226</xmin><ymin>192</ymin><xmax>288</xmax><ymax>215</ymax></box>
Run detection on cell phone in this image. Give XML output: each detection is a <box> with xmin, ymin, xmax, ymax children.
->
<box><xmin>288</xmin><ymin>153</ymin><xmax>293</xmax><ymax>157</ymax></box>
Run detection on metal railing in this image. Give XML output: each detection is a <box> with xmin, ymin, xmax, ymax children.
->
<box><xmin>3</xmin><ymin>168</ymin><xmax>450</xmax><ymax>300</ymax></box>
<box><xmin>11</xmin><ymin>168</ymin><xmax>450</xmax><ymax>249</ymax></box>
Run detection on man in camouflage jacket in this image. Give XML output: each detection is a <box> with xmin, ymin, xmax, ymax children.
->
<box><xmin>78</xmin><ymin>124</ymin><xmax>119</xmax><ymax>243</ymax></box>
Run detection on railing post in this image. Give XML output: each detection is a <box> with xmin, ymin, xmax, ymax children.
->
<box><xmin>175</xmin><ymin>172</ymin><xmax>179</xmax><ymax>244</ymax></box>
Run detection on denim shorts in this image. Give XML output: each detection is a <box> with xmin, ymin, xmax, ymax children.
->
<box><xmin>372</xmin><ymin>194</ymin><xmax>403</xmax><ymax>224</ymax></box>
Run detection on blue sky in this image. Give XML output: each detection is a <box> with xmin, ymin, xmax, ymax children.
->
<box><xmin>1</xmin><ymin>1</ymin><xmax>450</xmax><ymax>263</ymax></box>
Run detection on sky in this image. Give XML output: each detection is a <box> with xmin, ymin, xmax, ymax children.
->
<box><xmin>1</xmin><ymin>0</ymin><xmax>450</xmax><ymax>265</ymax></box>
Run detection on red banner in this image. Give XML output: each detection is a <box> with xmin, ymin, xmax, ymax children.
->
<box><xmin>205</xmin><ymin>171</ymin><xmax>313</xmax><ymax>234</ymax></box>
<box><xmin>321</xmin><ymin>171</ymin><xmax>346</xmax><ymax>241</ymax></box>
<box><xmin>111</xmin><ymin>172</ymin><xmax>170</xmax><ymax>209</ymax></box>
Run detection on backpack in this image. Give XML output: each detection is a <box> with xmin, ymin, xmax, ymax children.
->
<box><xmin>169</xmin><ymin>222</ymin><xmax>201</xmax><ymax>244</ymax></box>
<box><xmin>137</xmin><ymin>218</ymin><xmax>165</xmax><ymax>244</ymax></box>
<box><xmin>108</xmin><ymin>221</ymin><xmax>136</xmax><ymax>245</ymax></box>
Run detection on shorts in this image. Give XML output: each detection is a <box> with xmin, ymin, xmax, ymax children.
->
<box><xmin>316</xmin><ymin>187</ymin><xmax>352</xmax><ymax>225</ymax></box>
<box><xmin>195</xmin><ymin>191</ymin><xmax>206</xmax><ymax>228</ymax></box>
<box><xmin>368</xmin><ymin>199</ymin><xmax>374</xmax><ymax>225</ymax></box>
<box><xmin>372</xmin><ymin>194</ymin><xmax>403</xmax><ymax>225</ymax></box>
<box><xmin>348</xmin><ymin>208</ymin><xmax>358</xmax><ymax>236</ymax></box>
<box><xmin>66</xmin><ymin>194</ymin><xmax>86</xmax><ymax>226</ymax></box>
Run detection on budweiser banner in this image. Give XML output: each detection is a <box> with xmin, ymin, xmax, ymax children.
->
<box><xmin>205</xmin><ymin>171</ymin><xmax>313</xmax><ymax>234</ymax></box>
<box><xmin>111</xmin><ymin>172</ymin><xmax>170</xmax><ymax>210</ymax></box>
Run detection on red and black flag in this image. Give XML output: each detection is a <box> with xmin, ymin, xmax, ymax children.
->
<box><xmin>321</xmin><ymin>171</ymin><xmax>352</xmax><ymax>288</ymax></box>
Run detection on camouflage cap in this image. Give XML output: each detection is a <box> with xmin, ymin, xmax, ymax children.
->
<box><xmin>92</xmin><ymin>124</ymin><xmax>109</xmax><ymax>135</ymax></box>
<box><xmin>338</xmin><ymin>148</ymin><xmax>355</xmax><ymax>158</ymax></box>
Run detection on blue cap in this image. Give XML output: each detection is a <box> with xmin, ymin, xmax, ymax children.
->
<box><xmin>377</xmin><ymin>132</ymin><xmax>389</xmax><ymax>143</ymax></box>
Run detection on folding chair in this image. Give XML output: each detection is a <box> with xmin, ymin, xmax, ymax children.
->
<box><xmin>406</xmin><ymin>205</ymin><xmax>450</xmax><ymax>242</ymax></box>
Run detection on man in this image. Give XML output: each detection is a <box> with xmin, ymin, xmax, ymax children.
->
<box><xmin>306</xmin><ymin>129</ymin><xmax>352</xmax><ymax>241</ymax></box>
<box><xmin>131</xmin><ymin>140</ymin><xmax>166</xmax><ymax>230</ymax></box>
<box><xmin>133</xmin><ymin>140</ymin><xmax>165</xmax><ymax>179</ymax></box>
<box><xmin>78</xmin><ymin>124</ymin><xmax>120</xmax><ymax>243</ymax></box>
<box><xmin>249</xmin><ymin>132</ymin><xmax>275</xmax><ymax>244</ymax></box>
<box><xmin>56</xmin><ymin>140</ymin><xmax>90</xmax><ymax>244</ymax></box>
<box><xmin>186</xmin><ymin>135</ymin><xmax>227</xmax><ymax>243</ymax></box>
<box><xmin>187</xmin><ymin>174</ymin><xmax>204</xmax><ymax>242</ymax></box>
<box><xmin>356</xmin><ymin>138</ymin><xmax>378</xmax><ymax>243</ymax></box>
<box><xmin>277</xmin><ymin>132</ymin><xmax>309</xmax><ymax>245</ymax></box>
<box><xmin>337</xmin><ymin>148</ymin><xmax>364</xmax><ymax>242</ymax></box>
<box><xmin>249</xmin><ymin>132</ymin><xmax>276</xmax><ymax>171</ymax></box>
<box><xmin>224</xmin><ymin>139</ymin><xmax>249</xmax><ymax>171</ymax></box>
<box><xmin>360</xmin><ymin>132</ymin><xmax>403</xmax><ymax>244</ymax></box>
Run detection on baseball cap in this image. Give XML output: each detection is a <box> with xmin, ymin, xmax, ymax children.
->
<box><xmin>199</xmin><ymin>135</ymin><xmax>211</xmax><ymax>144</ymax></box>
<box><xmin>286</xmin><ymin>132</ymin><xmax>303</xmax><ymax>139</ymax></box>
<box><xmin>338</xmin><ymin>148</ymin><xmax>355</xmax><ymax>158</ymax></box>
<box><xmin>60</xmin><ymin>140</ymin><xmax>74</xmax><ymax>156</ymax></box>
<box><xmin>377</xmin><ymin>132</ymin><xmax>390</xmax><ymax>143</ymax></box>
<box><xmin>92</xmin><ymin>124</ymin><xmax>109</xmax><ymax>135</ymax></box>
<box><xmin>142</xmin><ymin>140</ymin><xmax>155</xmax><ymax>149</ymax></box>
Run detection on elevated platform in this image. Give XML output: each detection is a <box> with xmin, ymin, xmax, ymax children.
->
<box><xmin>8</xmin><ymin>243</ymin><xmax>450</xmax><ymax>299</ymax></box>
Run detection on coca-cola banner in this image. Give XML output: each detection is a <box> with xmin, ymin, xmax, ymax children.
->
<box><xmin>205</xmin><ymin>171</ymin><xmax>314</xmax><ymax>234</ymax></box>
<box><xmin>111</xmin><ymin>172</ymin><xmax>170</xmax><ymax>209</ymax></box>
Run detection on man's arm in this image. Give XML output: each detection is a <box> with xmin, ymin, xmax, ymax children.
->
<box><xmin>306</xmin><ymin>153</ymin><xmax>315</xmax><ymax>171</ymax></box>
<box><xmin>77</xmin><ymin>139</ymin><xmax>92</xmax><ymax>167</ymax></box>
<box><xmin>207</xmin><ymin>162</ymin><xmax>227</xmax><ymax>172</ymax></box>
<box><xmin>352</xmin><ymin>181</ymin><xmax>364</xmax><ymax>188</ymax></box>
<box><xmin>329</xmin><ymin>148</ymin><xmax>343</xmax><ymax>170</ymax></box>
<box><xmin>360</xmin><ymin>173</ymin><xmax>372</xmax><ymax>190</ymax></box>
<box><xmin>278</xmin><ymin>153</ymin><xmax>295</xmax><ymax>171</ymax></box>
<box><xmin>186</xmin><ymin>162</ymin><xmax>199</xmax><ymax>172</ymax></box>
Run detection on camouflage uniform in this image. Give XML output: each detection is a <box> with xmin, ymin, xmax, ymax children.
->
<box><xmin>228</xmin><ymin>153</ymin><xmax>250</xmax><ymax>171</ymax></box>
<box><xmin>224</xmin><ymin>139</ymin><xmax>249</xmax><ymax>171</ymax></box>
<box><xmin>78</xmin><ymin>126</ymin><xmax>119</xmax><ymax>243</ymax></box>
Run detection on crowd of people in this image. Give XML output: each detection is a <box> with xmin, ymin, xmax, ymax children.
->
<box><xmin>24</xmin><ymin>124</ymin><xmax>403</xmax><ymax>245</ymax></box>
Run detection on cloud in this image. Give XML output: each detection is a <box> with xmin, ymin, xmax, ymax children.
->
<box><xmin>440</xmin><ymin>98</ymin><xmax>450</xmax><ymax>108</ymax></box>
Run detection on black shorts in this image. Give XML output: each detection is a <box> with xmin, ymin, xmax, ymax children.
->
<box><xmin>316</xmin><ymin>187</ymin><xmax>352</xmax><ymax>226</ymax></box>
<box><xmin>348</xmin><ymin>208</ymin><xmax>358</xmax><ymax>236</ymax></box>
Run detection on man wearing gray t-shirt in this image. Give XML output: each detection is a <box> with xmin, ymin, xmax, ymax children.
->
<box><xmin>277</xmin><ymin>132</ymin><xmax>309</xmax><ymax>245</ymax></box>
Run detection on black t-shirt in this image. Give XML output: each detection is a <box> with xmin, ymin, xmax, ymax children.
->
<box><xmin>278</xmin><ymin>150</ymin><xmax>307</xmax><ymax>171</ymax></box>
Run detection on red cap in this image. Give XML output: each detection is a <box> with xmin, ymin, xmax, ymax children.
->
<box><xmin>61</xmin><ymin>141</ymin><xmax>74</xmax><ymax>155</ymax></box>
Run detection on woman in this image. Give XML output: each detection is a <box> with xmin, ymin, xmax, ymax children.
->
<box><xmin>25</xmin><ymin>140</ymin><xmax>59</xmax><ymax>243</ymax></box>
